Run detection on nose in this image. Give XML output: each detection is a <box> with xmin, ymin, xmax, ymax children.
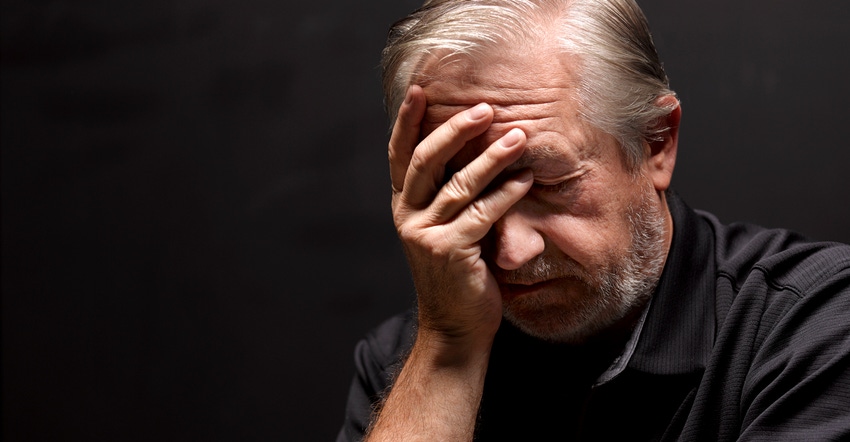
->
<box><xmin>489</xmin><ymin>207</ymin><xmax>545</xmax><ymax>271</ymax></box>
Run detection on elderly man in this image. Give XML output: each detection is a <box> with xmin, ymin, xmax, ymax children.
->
<box><xmin>337</xmin><ymin>0</ymin><xmax>850</xmax><ymax>440</ymax></box>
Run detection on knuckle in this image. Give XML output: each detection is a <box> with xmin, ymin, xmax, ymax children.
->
<box><xmin>398</xmin><ymin>225</ymin><xmax>452</xmax><ymax>257</ymax></box>
<box><xmin>408</xmin><ymin>151</ymin><xmax>430</xmax><ymax>177</ymax></box>
<box><xmin>396</xmin><ymin>223</ymin><xmax>420</xmax><ymax>244</ymax></box>
<box><xmin>395</xmin><ymin>223</ymin><xmax>412</xmax><ymax>241</ymax></box>
<box><xmin>443</xmin><ymin>170</ymin><xmax>471</xmax><ymax>201</ymax></box>
<box><xmin>466</xmin><ymin>199</ymin><xmax>493</xmax><ymax>226</ymax></box>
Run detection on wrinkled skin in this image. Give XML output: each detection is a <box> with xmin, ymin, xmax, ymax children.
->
<box><xmin>368</xmin><ymin>45</ymin><xmax>679</xmax><ymax>440</ymax></box>
<box><xmin>390</xmin><ymin>48</ymin><xmax>676</xmax><ymax>347</ymax></box>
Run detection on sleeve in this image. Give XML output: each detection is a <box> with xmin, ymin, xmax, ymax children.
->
<box><xmin>336</xmin><ymin>312</ymin><xmax>417</xmax><ymax>442</ymax></box>
<box><xmin>739</xmin><ymin>254</ymin><xmax>850</xmax><ymax>440</ymax></box>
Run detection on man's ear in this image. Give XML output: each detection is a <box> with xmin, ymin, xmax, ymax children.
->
<box><xmin>644</xmin><ymin>95</ymin><xmax>681</xmax><ymax>192</ymax></box>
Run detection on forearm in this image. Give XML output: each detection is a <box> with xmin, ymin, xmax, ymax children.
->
<box><xmin>367</xmin><ymin>85</ymin><xmax>528</xmax><ymax>441</ymax></box>
<box><xmin>365</xmin><ymin>333</ymin><xmax>492</xmax><ymax>441</ymax></box>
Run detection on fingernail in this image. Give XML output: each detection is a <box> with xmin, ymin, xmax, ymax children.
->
<box><xmin>500</xmin><ymin>128</ymin><xmax>524</xmax><ymax>148</ymax></box>
<box><xmin>467</xmin><ymin>103</ymin><xmax>490</xmax><ymax>120</ymax></box>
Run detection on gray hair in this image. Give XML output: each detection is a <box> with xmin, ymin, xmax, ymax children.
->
<box><xmin>381</xmin><ymin>0</ymin><xmax>678</xmax><ymax>170</ymax></box>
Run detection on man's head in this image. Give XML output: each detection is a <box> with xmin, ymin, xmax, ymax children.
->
<box><xmin>384</xmin><ymin>0</ymin><xmax>682</xmax><ymax>343</ymax></box>
<box><xmin>383</xmin><ymin>0</ymin><xmax>678</xmax><ymax>171</ymax></box>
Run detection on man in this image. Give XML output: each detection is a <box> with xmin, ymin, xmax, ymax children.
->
<box><xmin>338</xmin><ymin>0</ymin><xmax>850</xmax><ymax>440</ymax></box>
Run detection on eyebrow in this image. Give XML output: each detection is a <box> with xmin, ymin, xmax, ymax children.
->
<box><xmin>505</xmin><ymin>144</ymin><xmax>566</xmax><ymax>173</ymax></box>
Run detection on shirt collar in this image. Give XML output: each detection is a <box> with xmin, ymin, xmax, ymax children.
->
<box><xmin>594</xmin><ymin>294</ymin><xmax>653</xmax><ymax>385</ymax></box>
<box><xmin>625</xmin><ymin>190</ymin><xmax>716</xmax><ymax>375</ymax></box>
<box><xmin>492</xmin><ymin>191</ymin><xmax>716</xmax><ymax>383</ymax></box>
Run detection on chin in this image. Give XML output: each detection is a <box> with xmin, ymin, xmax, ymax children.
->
<box><xmin>498</xmin><ymin>183</ymin><xmax>668</xmax><ymax>344</ymax></box>
<box><xmin>502</xmin><ymin>284</ymin><xmax>647</xmax><ymax>344</ymax></box>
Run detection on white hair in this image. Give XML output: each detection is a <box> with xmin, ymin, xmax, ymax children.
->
<box><xmin>381</xmin><ymin>0</ymin><xmax>678</xmax><ymax>170</ymax></box>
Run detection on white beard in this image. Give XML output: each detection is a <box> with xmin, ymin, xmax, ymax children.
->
<box><xmin>500</xmin><ymin>186</ymin><xmax>668</xmax><ymax>344</ymax></box>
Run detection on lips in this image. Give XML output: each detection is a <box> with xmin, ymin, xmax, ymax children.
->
<box><xmin>498</xmin><ymin>275</ymin><xmax>587</xmax><ymax>302</ymax></box>
<box><xmin>499</xmin><ymin>278</ymin><xmax>558</xmax><ymax>300</ymax></box>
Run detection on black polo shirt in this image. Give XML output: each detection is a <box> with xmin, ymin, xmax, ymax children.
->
<box><xmin>336</xmin><ymin>192</ymin><xmax>850</xmax><ymax>441</ymax></box>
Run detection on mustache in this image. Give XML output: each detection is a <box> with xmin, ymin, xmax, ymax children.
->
<box><xmin>492</xmin><ymin>254</ymin><xmax>588</xmax><ymax>285</ymax></box>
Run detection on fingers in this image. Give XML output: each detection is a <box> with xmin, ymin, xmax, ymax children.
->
<box><xmin>402</xmin><ymin>102</ymin><xmax>494</xmax><ymax>208</ymax></box>
<box><xmin>389</xmin><ymin>86</ymin><xmax>426</xmax><ymax>194</ymax></box>
<box><xmin>389</xmin><ymin>85</ymin><xmax>528</xmax><ymax>244</ymax></box>
<box><xmin>388</xmin><ymin>83</ymin><xmax>494</xmax><ymax>209</ymax></box>
<box><xmin>450</xmin><ymin>168</ymin><xmax>534</xmax><ymax>244</ymax></box>
<box><xmin>429</xmin><ymin>128</ymin><xmax>527</xmax><ymax>222</ymax></box>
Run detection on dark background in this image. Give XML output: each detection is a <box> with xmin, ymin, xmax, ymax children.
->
<box><xmin>2</xmin><ymin>0</ymin><xmax>848</xmax><ymax>440</ymax></box>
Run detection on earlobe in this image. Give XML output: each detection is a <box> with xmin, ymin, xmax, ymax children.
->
<box><xmin>645</xmin><ymin>96</ymin><xmax>681</xmax><ymax>192</ymax></box>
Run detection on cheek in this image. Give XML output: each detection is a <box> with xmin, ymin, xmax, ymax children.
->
<box><xmin>537</xmin><ymin>188</ymin><xmax>634</xmax><ymax>268</ymax></box>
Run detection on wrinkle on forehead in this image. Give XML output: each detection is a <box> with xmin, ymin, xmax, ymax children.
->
<box><xmin>420</xmin><ymin>47</ymin><xmax>611</xmax><ymax>173</ymax></box>
<box><xmin>418</xmin><ymin>47</ymin><xmax>581</xmax><ymax>129</ymax></box>
<box><xmin>417</xmin><ymin>43</ymin><xmax>578</xmax><ymax>88</ymax></box>
<box><xmin>420</xmin><ymin>75</ymin><xmax>578</xmax><ymax>114</ymax></box>
<box><xmin>423</xmin><ymin>101</ymin><xmax>564</xmax><ymax>130</ymax></box>
<box><xmin>424</xmin><ymin>87</ymin><xmax>571</xmax><ymax>109</ymax></box>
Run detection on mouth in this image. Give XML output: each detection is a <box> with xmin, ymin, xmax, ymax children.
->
<box><xmin>499</xmin><ymin>279</ymin><xmax>559</xmax><ymax>300</ymax></box>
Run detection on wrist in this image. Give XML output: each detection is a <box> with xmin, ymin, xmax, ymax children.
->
<box><xmin>412</xmin><ymin>325</ymin><xmax>496</xmax><ymax>370</ymax></box>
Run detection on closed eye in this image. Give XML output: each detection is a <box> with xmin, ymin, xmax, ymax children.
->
<box><xmin>532</xmin><ymin>179</ymin><xmax>573</xmax><ymax>193</ymax></box>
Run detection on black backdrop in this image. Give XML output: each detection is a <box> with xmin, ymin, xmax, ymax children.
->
<box><xmin>2</xmin><ymin>1</ymin><xmax>848</xmax><ymax>440</ymax></box>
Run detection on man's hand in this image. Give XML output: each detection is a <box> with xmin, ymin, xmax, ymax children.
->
<box><xmin>365</xmin><ymin>85</ymin><xmax>532</xmax><ymax>440</ymax></box>
<box><xmin>390</xmin><ymin>85</ymin><xmax>532</xmax><ymax>355</ymax></box>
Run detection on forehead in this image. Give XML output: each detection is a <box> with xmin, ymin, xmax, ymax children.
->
<box><xmin>418</xmin><ymin>49</ymin><xmax>604</xmax><ymax>170</ymax></box>
<box><xmin>419</xmin><ymin>48</ymin><xmax>579</xmax><ymax>120</ymax></box>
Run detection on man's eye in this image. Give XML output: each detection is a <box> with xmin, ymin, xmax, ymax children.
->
<box><xmin>533</xmin><ymin>179</ymin><xmax>572</xmax><ymax>193</ymax></box>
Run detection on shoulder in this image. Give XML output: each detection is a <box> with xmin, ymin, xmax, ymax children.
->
<box><xmin>698</xmin><ymin>209</ymin><xmax>850</xmax><ymax>297</ymax></box>
<box><xmin>696</xmin><ymin>209</ymin><xmax>849</xmax><ymax>390</ymax></box>
<box><xmin>352</xmin><ymin>310</ymin><xmax>418</xmax><ymax>390</ymax></box>
<box><xmin>690</xmin><ymin>212</ymin><xmax>850</xmax><ymax>439</ymax></box>
<box><xmin>337</xmin><ymin>310</ymin><xmax>417</xmax><ymax>442</ymax></box>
